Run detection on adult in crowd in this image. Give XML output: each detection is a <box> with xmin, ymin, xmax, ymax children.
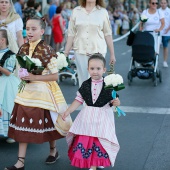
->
<box><xmin>61</xmin><ymin>2</ymin><xmax>70</xmax><ymax>29</ymax></box>
<box><xmin>139</xmin><ymin>0</ymin><xmax>165</xmax><ymax>53</ymax></box>
<box><xmin>0</xmin><ymin>0</ymin><xmax>24</xmax><ymax>49</ymax></box>
<box><xmin>159</xmin><ymin>0</ymin><xmax>170</xmax><ymax>67</ymax></box>
<box><xmin>43</xmin><ymin>0</ymin><xmax>52</xmax><ymax>45</ymax></box>
<box><xmin>52</xmin><ymin>5</ymin><xmax>65</xmax><ymax>52</ymax></box>
<box><xmin>122</xmin><ymin>10</ymin><xmax>129</xmax><ymax>34</ymax></box>
<box><xmin>49</xmin><ymin>0</ymin><xmax>59</xmax><ymax>20</ymax></box>
<box><xmin>65</xmin><ymin>1</ymin><xmax>73</xmax><ymax>18</ymax></box>
<box><xmin>113</xmin><ymin>9</ymin><xmax>121</xmax><ymax>35</ymax></box>
<box><xmin>49</xmin><ymin>0</ymin><xmax>59</xmax><ymax>48</ymax></box>
<box><xmin>132</xmin><ymin>8</ymin><xmax>140</xmax><ymax>27</ymax></box>
<box><xmin>108</xmin><ymin>7</ymin><xmax>114</xmax><ymax>35</ymax></box>
<box><xmin>14</xmin><ymin>0</ymin><xmax>25</xmax><ymax>19</ymax></box>
<box><xmin>34</xmin><ymin>2</ymin><xmax>42</xmax><ymax>18</ymax></box>
<box><xmin>22</xmin><ymin>0</ymin><xmax>36</xmax><ymax>39</ymax></box>
<box><xmin>64</xmin><ymin>0</ymin><xmax>116</xmax><ymax>87</ymax></box>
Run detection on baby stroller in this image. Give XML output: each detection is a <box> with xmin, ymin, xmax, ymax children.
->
<box><xmin>58</xmin><ymin>50</ymin><xmax>78</xmax><ymax>86</ymax></box>
<box><xmin>127</xmin><ymin>31</ymin><xmax>162</xmax><ymax>86</ymax></box>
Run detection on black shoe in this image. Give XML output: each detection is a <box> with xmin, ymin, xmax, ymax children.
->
<box><xmin>4</xmin><ymin>157</ymin><xmax>25</xmax><ymax>170</ymax></box>
<box><xmin>45</xmin><ymin>147</ymin><xmax>60</xmax><ymax>164</ymax></box>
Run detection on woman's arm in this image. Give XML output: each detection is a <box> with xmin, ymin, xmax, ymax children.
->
<box><xmin>0</xmin><ymin>66</ymin><xmax>11</xmax><ymax>76</ymax></box>
<box><xmin>105</xmin><ymin>35</ymin><xmax>116</xmax><ymax>64</ymax></box>
<box><xmin>155</xmin><ymin>18</ymin><xmax>165</xmax><ymax>32</ymax></box>
<box><xmin>22</xmin><ymin>72</ymin><xmax>58</xmax><ymax>81</ymax></box>
<box><xmin>62</xmin><ymin>99</ymin><xmax>81</xmax><ymax>120</ymax></box>
<box><xmin>16</xmin><ymin>30</ymin><xmax>24</xmax><ymax>47</ymax></box>
<box><xmin>64</xmin><ymin>36</ymin><xmax>74</xmax><ymax>56</ymax></box>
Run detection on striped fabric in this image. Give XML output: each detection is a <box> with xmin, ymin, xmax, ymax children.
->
<box><xmin>66</xmin><ymin>104</ymin><xmax>120</xmax><ymax>166</ymax></box>
<box><xmin>67</xmin><ymin>79</ymin><xmax>120</xmax><ymax>166</ymax></box>
<box><xmin>15</xmin><ymin>81</ymin><xmax>66</xmax><ymax>113</ymax></box>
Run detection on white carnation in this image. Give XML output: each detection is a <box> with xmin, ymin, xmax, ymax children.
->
<box><xmin>31</xmin><ymin>58</ymin><xmax>42</xmax><ymax>66</ymax></box>
<box><xmin>56</xmin><ymin>52</ymin><xmax>68</xmax><ymax>70</ymax></box>
<box><xmin>104</xmin><ymin>74</ymin><xmax>123</xmax><ymax>87</ymax></box>
<box><xmin>140</xmin><ymin>14</ymin><xmax>148</xmax><ymax>22</ymax></box>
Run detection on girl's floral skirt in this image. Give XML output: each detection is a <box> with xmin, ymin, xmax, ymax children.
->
<box><xmin>68</xmin><ymin>135</ymin><xmax>111</xmax><ymax>168</ymax></box>
<box><xmin>8</xmin><ymin>103</ymin><xmax>63</xmax><ymax>143</ymax></box>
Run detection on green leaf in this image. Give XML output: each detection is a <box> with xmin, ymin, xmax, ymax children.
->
<box><xmin>25</xmin><ymin>56</ymin><xmax>35</xmax><ymax>72</ymax></box>
<box><xmin>104</xmin><ymin>83</ymin><xmax>125</xmax><ymax>91</ymax></box>
<box><xmin>16</xmin><ymin>55</ymin><xmax>26</xmax><ymax>68</ymax></box>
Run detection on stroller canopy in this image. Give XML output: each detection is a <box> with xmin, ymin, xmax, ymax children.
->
<box><xmin>132</xmin><ymin>31</ymin><xmax>155</xmax><ymax>63</ymax></box>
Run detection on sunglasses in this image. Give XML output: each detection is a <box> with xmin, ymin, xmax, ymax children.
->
<box><xmin>151</xmin><ymin>2</ymin><xmax>158</xmax><ymax>5</ymax></box>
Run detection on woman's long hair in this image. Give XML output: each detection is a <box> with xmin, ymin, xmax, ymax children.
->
<box><xmin>78</xmin><ymin>0</ymin><xmax>106</xmax><ymax>8</ymax></box>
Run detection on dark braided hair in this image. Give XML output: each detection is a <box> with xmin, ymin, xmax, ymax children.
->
<box><xmin>88</xmin><ymin>53</ymin><xmax>106</xmax><ymax>67</ymax></box>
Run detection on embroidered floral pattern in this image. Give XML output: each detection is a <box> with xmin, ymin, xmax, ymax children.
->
<box><xmin>73</xmin><ymin>142</ymin><xmax>109</xmax><ymax>159</ymax></box>
<box><xmin>18</xmin><ymin>40</ymin><xmax>57</xmax><ymax>68</ymax></box>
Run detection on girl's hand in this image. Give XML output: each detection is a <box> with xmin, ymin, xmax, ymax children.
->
<box><xmin>62</xmin><ymin>110</ymin><xmax>70</xmax><ymax>121</ymax></box>
<box><xmin>0</xmin><ymin>109</ymin><xmax>2</xmax><ymax>117</ymax></box>
<box><xmin>111</xmin><ymin>97</ymin><xmax>120</xmax><ymax>106</ymax></box>
<box><xmin>21</xmin><ymin>73</ymin><xmax>36</xmax><ymax>81</ymax></box>
<box><xmin>110</xmin><ymin>54</ymin><xmax>116</xmax><ymax>65</ymax></box>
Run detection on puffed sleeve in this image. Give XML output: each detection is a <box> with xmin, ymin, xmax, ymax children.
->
<box><xmin>47</xmin><ymin>57</ymin><xmax>58</xmax><ymax>74</ymax></box>
<box><xmin>67</xmin><ymin>9</ymin><xmax>76</xmax><ymax>37</ymax></box>
<box><xmin>75</xmin><ymin>91</ymin><xmax>84</xmax><ymax>104</ymax></box>
<box><xmin>4</xmin><ymin>54</ymin><xmax>16</xmax><ymax>72</ymax></box>
<box><xmin>15</xmin><ymin>18</ymin><xmax>23</xmax><ymax>32</ymax></box>
<box><xmin>103</xmin><ymin>9</ymin><xmax>112</xmax><ymax>36</ymax></box>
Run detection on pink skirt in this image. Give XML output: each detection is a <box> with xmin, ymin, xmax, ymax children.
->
<box><xmin>68</xmin><ymin>135</ymin><xmax>111</xmax><ymax>168</ymax></box>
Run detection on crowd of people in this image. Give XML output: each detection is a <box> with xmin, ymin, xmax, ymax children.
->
<box><xmin>0</xmin><ymin>0</ymin><xmax>170</xmax><ymax>170</ymax></box>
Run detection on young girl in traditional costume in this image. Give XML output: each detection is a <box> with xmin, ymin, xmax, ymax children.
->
<box><xmin>0</xmin><ymin>29</ymin><xmax>20</xmax><ymax>143</ymax></box>
<box><xmin>5</xmin><ymin>16</ymin><xmax>69</xmax><ymax>170</ymax></box>
<box><xmin>62</xmin><ymin>53</ymin><xmax>120</xmax><ymax>170</ymax></box>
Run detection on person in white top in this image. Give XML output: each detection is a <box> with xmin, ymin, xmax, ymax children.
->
<box><xmin>159</xmin><ymin>0</ymin><xmax>170</xmax><ymax>67</ymax></box>
<box><xmin>139</xmin><ymin>0</ymin><xmax>165</xmax><ymax>54</ymax></box>
<box><xmin>64</xmin><ymin>0</ymin><xmax>116</xmax><ymax>87</ymax></box>
<box><xmin>0</xmin><ymin>0</ymin><xmax>24</xmax><ymax>48</ymax></box>
<box><xmin>140</xmin><ymin>0</ymin><xmax>164</xmax><ymax>32</ymax></box>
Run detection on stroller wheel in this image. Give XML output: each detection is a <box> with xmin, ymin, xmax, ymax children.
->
<box><xmin>158</xmin><ymin>70</ymin><xmax>162</xmax><ymax>83</ymax></box>
<box><xmin>127</xmin><ymin>71</ymin><xmax>133</xmax><ymax>85</ymax></box>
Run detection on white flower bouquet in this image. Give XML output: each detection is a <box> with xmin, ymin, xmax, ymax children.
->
<box><xmin>17</xmin><ymin>55</ymin><xmax>44</xmax><ymax>92</ymax></box>
<box><xmin>56</xmin><ymin>52</ymin><xmax>68</xmax><ymax>71</ymax></box>
<box><xmin>140</xmin><ymin>14</ymin><xmax>148</xmax><ymax>23</ymax></box>
<box><xmin>104</xmin><ymin>74</ymin><xmax>125</xmax><ymax>91</ymax></box>
<box><xmin>104</xmin><ymin>74</ymin><xmax>126</xmax><ymax>117</ymax></box>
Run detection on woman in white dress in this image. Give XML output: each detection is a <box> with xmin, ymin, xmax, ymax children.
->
<box><xmin>0</xmin><ymin>0</ymin><xmax>24</xmax><ymax>50</ymax></box>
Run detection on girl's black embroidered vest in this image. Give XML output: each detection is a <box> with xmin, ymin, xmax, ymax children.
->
<box><xmin>78</xmin><ymin>78</ymin><xmax>114</xmax><ymax>107</ymax></box>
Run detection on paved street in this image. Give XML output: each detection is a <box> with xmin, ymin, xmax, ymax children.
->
<box><xmin>1</xmin><ymin>37</ymin><xmax>170</xmax><ymax>170</ymax></box>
